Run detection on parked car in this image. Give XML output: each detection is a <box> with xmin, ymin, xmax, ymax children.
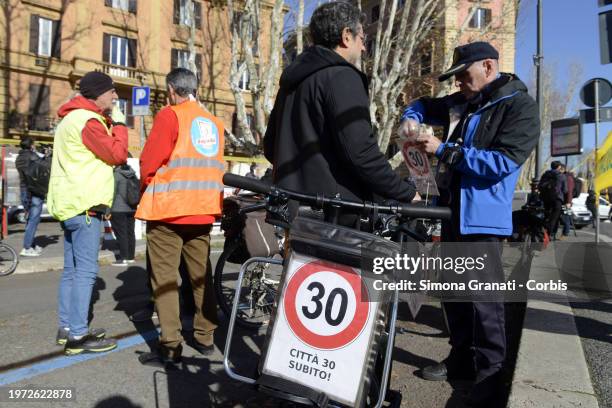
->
<box><xmin>573</xmin><ymin>193</ymin><xmax>611</xmax><ymax>221</ymax></box>
<box><xmin>568</xmin><ymin>198</ymin><xmax>592</xmax><ymax>228</ymax></box>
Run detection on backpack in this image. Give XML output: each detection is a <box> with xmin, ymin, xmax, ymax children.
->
<box><xmin>538</xmin><ymin>170</ymin><xmax>560</xmax><ymax>203</ymax></box>
<box><xmin>24</xmin><ymin>157</ymin><xmax>51</xmax><ymax>198</ymax></box>
<box><xmin>125</xmin><ymin>176</ymin><xmax>141</xmax><ymax>207</ymax></box>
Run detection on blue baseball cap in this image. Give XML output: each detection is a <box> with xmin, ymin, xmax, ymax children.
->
<box><xmin>438</xmin><ymin>42</ymin><xmax>499</xmax><ymax>82</ymax></box>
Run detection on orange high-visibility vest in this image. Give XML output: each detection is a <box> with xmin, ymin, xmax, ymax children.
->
<box><xmin>135</xmin><ymin>101</ymin><xmax>225</xmax><ymax>221</ymax></box>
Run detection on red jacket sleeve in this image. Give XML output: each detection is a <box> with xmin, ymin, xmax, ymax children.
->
<box><xmin>139</xmin><ymin>107</ymin><xmax>179</xmax><ymax>194</ymax></box>
<box><xmin>82</xmin><ymin>119</ymin><xmax>128</xmax><ymax>166</ymax></box>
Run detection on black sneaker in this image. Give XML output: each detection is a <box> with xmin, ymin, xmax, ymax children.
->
<box><xmin>190</xmin><ymin>339</ymin><xmax>215</xmax><ymax>356</ymax></box>
<box><xmin>56</xmin><ymin>327</ymin><xmax>106</xmax><ymax>345</ymax></box>
<box><xmin>64</xmin><ymin>334</ymin><xmax>117</xmax><ymax>355</ymax></box>
<box><xmin>138</xmin><ymin>346</ymin><xmax>182</xmax><ymax>370</ymax></box>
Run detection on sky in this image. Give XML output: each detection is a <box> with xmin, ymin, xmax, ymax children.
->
<box><xmin>515</xmin><ymin>0</ymin><xmax>612</xmax><ymax>154</ymax></box>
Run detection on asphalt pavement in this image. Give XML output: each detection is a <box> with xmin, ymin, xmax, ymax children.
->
<box><xmin>0</xmin><ymin>220</ymin><xmax>610</xmax><ymax>407</ymax></box>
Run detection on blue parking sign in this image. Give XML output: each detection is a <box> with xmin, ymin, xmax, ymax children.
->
<box><xmin>132</xmin><ymin>86</ymin><xmax>150</xmax><ymax>116</ymax></box>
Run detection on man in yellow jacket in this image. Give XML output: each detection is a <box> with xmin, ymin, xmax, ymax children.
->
<box><xmin>49</xmin><ymin>71</ymin><xmax>128</xmax><ymax>355</ymax></box>
<box><xmin>136</xmin><ymin>68</ymin><xmax>224</xmax><ymax>368</ymax></box>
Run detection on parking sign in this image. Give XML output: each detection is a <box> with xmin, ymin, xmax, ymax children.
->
<box><xmin>132</xmin><ymin>86</ymin><xmax>150</xmax><ymax>116</ymax></box>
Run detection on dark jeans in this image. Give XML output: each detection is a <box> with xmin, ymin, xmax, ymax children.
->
<box><xmin>111</xmin><ymin>212</ymin><xmax>135</xmax><ymax>261</ymax></box>
<box><xmin>560</xmin><ymin>212</ymin><xmax>571</xmax><ymax>236</ymax></box>
<box><xmin>545</xmin><ymin>200</ymin><xmax>563</xmax><ymax>238</ymax></box>
<box><xmin>23</xmin><ymin>195</ymin><xmax>43</xmax><ymax>249</ymax></box>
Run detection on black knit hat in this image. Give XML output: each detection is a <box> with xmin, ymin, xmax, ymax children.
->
<box><xmin>79</xmin><ymin>71</ymin><xmax>115</xmax><ymax>99</ymax></box>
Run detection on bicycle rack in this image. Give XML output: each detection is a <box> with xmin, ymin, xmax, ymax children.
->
<box><xmin>223</xmin><ymin>256</ymin><xmax>401</xmax><ymax>408</ymax></box>
<box><xmin>224</xmin><ymin>256</ymin><xmax>283</xmax><ymax>385</ymax></box>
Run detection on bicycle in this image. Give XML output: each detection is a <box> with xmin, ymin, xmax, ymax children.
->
<box><xmin>0</xmin><ymin>241</ymin><xmax>19</xmax><ymax>276</ymax></box>
<box><xmin>222</xmin><ymin>173</ymin><xmax>451</xmax><ymax>408</ymax></box>
<box><xmin>215</xmin><ymin>193</ymin><xmax>284</xmax><ymax>330</ymax></box>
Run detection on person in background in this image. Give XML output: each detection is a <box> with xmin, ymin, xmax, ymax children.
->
<box><xmin>245</xmin><ymin>163</ymin><xmax>257</xmax><ymax>179</ymax></box>
<box><xmin>526</xmin><ymin>178</ymin><xmax>543</xmax><ymax>208</ymax></box>
<box><xmin>15</xmin><ymin>137</ymin><xmax>44</xmax><ymax>256</ymax></box>
<box><xmin>48</xmin><ymin>71</ymin><xmax>127</xmax><ymax>354</ymax></box>
<box><xmin>586</xmin><ymin>190</ymin><xmax>597</xmax><ymax>228</ymax></box>
<box><xmin>110</xmin><ymin>162</ymin><xmax>138</xmax><ymax>266</ymax></box>
<box><xmin>540</xmin><ymin>161</ymin><xmax>567</xmax><ymax>240</ymax></box>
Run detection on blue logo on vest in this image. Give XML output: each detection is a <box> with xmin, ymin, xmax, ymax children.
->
<box><xmin>191</xmin><ymin>117</ymin><xmax>219</xmax><ymax>157</ymax></box>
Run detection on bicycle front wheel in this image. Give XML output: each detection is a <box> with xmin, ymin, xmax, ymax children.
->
<box><xmin>0</xmin><ymin>243</ymin><xmax>19</xmax><ymax>277</ymax></box>
<box><xmin>214</xmin><ymin>240</ymin><xmax>282</xmax><ymax>330</ymax></box>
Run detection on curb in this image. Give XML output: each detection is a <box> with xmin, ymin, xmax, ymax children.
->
<box><xmin>13</xmin><ymin>236</ymin><xmax>226</xmax><ymax>275</ymax></box>
<box><xmin>508</xmin><ymin>247</ymin><xmax>600</xmax><ymax>408</ymax></box>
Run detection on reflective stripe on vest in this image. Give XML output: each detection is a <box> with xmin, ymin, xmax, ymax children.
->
<box><xmin>135</xmin><ymin>101</ymin><xmax>225</xmax><ymax>221</ymax></box>
<box><xmin>144</xmin><ymin>180</ymin><xmax>224</xmax><ymax>194</ymax></box>
<box><xmin>156</xmin><ymin>157</ymin><xmax>226</xmax><ymax>175</ymax></box>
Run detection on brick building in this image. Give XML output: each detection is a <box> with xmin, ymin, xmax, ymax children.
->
<box><xmin>0</xmin><ymin>0</ymin><xmax>274</xmax><ymax>158</ymax></box>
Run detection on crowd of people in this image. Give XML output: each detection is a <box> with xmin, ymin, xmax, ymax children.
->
<box><xmin>15</xmin><ymin>1</ymin><xmax>560</xmax><ymax>406</ymax></box>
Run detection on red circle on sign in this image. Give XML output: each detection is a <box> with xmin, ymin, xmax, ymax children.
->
<box><xmin>283</xmin><ymin>260</ymin><xmax>370</xmax><ymax>350</ymax></box>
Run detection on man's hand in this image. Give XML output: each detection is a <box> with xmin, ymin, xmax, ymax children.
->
<box><xmin>398</xmin><ymin>119</ymin><xmax>420</xmax><ymax>140</ymax></box>
<box><xmin>412</xmin><ymin>192</ymin><xmax>422</xmax><ymax>202</ymax></box>
<box><xmin>416</xmin><ymin>131</ymin><xmax>441</xmax><ymax>155</ymax></box>
<box><xmin>111</xmin><ymin>105</ymin><xmax>126</xmax><ymax>124</ymax></box>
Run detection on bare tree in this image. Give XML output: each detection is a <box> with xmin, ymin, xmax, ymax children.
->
<box><xmin>368</xmin><ymin>0</ymin><xmax>441</xmax><ymax>155</ymax></box>
<box><xmin>296</xmin><ymin>0</ymin><xmax>304</xmax><ymax>54</ymax></box>
<box><xmin>515</xmin><ymin>61</ymin><xmax>583</xmax><ymax>188</ymax></box>
<box><xmin>227</xmin><ymin>0</ymin><xmax>285</xmax><ymax>151</ymax></box>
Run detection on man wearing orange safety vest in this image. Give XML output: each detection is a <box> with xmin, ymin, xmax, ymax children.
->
<box><xmin>136</xmin><ymin>68</ymin><xmax>224</xmax><ymax>368</ymax></box>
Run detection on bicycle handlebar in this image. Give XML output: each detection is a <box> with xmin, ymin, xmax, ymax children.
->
<box><xmin>223</xmin><ymin>173</ymin><xmax>451</xmax><ymax>220</ymax></box>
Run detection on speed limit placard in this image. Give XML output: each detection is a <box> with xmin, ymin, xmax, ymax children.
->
<box><xmin>261</xmin><ymin>253</ymin><xmax>379</xmax><ymax>406</ymax></box>
<box><xmin>283</xmin><ymin>259</ymin><xmax>370</xmax><ymax>350</ymax></box>
<box><xmin>399</xmin><ymin>140</ymin><xmax>439</xmax><ymax>196</ymax></box>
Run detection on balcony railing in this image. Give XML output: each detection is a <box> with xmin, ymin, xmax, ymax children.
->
<box><xmin>8</xmin><ymin>113</ymin><xmax>58</xmax><ymax>133</ymax></box>
<box><xmin>72</xmin><ymin>57</ymin><xmax>148</xmax><ymax>83</ymax></box>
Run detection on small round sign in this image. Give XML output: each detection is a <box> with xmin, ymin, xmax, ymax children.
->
<box><xmin>580</xmin><ymin>78</ymin><xmax>612</xmax><ymax>108</ymax></box>
<box><xmin>401</xmin><ymin>141</ymin><xmax>430</xmax><ymax>177</ymax></box>
<box><xmin>283</xmin><ymin>260</ymin><xmax>370</xmax><ymax>350</ymax></box>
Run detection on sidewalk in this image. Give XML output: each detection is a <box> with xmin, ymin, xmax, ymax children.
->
<box><xmin>508</xmin><ymin>229</ymin><xmax>612</xmax><ymax>408</ymax></box>
<box><xmin>5</xmin><ymin>220</ymin><xmax>225</xmax><ymax>275</ymax></box>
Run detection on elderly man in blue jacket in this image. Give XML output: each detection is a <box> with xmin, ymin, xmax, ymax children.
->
<box><xmin>401</xmin><ymin>42</ymin><xmax>539</xmax><ymax>407</ymax></box>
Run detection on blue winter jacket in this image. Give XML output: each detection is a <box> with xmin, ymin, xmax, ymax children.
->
<box><xmin>401</xmin><ymin>74</ymin><xmax>540</xmax><ymax>236</ymax></box>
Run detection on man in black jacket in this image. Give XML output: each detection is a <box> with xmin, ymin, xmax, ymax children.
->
<box><xmin>264</xmin><ymin>1</ymin><xmax>416</xmax><ymax>221</ymax></box>
<box><xmin>15</xmin><ymin>137</ymin><xmax>45</xmax><ymax>257</ymax></box>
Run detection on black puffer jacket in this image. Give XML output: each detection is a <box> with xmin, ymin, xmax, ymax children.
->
<box><xmin>15</xmin><ymin>149</ymin><xmax>40</xmax><ymax>189</ymax></box>
<box><xmin>111</xmin><ymin>165</ymin><xmax>137</xmax><ymax>213</ymax></box>
<box><xmin>264</xmin><ymin>46</ymin><xmax>415</xmax><ymax>206</ymax></box>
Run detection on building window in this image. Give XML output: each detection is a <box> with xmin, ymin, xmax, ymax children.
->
<box><xmin>171</xmin><ymin>49</ymin><xmax>202</xmax><ymax>82</ymax></box>
<box><xmin>28</xmin><ymin>84</ymin><xmax>51</xmax><ymax>131</ymax></box>
<box><xmin>469</xmin><ymin>8</ymin><xmax>491</xmax><ymax>29</ymax></box>
<box><xmin>38</xmin><ymin>18</ymin><xmax>52</xmax><ymax>56</ymax></box>
<box><xmin>371</xmin><ymin>5</ymin><xmax>380</xmax><ymax>23</ymax></box>
<box><xmin>176</xmin><ymin>49</ymin><xmax>190</xmax><ymax>68</ymax></box>
<box><xmin>103</xmin><ymin>33</ymin><xmax>137</xmax><ymax>71</ymax></box>
<box><xmin>174</xmin><ymin>0</ymin><xmax>202</xmax><ymax>29</ymax></box>
<box><xmin>105</xmin><ymin>0</ymin><xmax>137</xmax><ymax>13</ymax></box>
<box><xmin>420</xmin><ymin>50</ymin><xmax>432</xmax><ymax>76</ymax></box>
<box><xmin>114</xmin><ymin>98</ymin><xmax>134</xmax><ymax>128</ymax></box>
<box><xmin>29</xmin><ymin>15</ymin><xmax>61</xmax><ymax>58</ymax></box>
<box><xmin>110</xmin><ymin>35</ymin><xmax>129</xmax><ymax>66</ymax></box>
<box><xmin>238</xmin><ymin>69</ymin><xmax>250</xmax><ymax>91</ymax></box>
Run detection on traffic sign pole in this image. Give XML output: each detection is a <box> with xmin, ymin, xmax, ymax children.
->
<box><xmin>595</xmin><ymin>80</ymin><xmax>600</xmax><ymax>244</ymax></box>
